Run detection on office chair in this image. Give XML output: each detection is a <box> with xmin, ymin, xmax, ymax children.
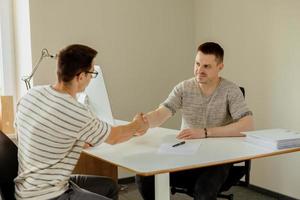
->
<box><xmin>217</xmin><ymin>87</ymin><xmax>251</xmax><ymax>199</ymax></box>
<box><xmin>217</xmin><ymin>160</ymin><xmax>251</xmax><ymax>200</ymax></box>
<box><xmin>171</xmin><ymin>87</ymin><xmax>251</xmax><ymax>200</ymax></box>
<box><xmin>0</xmin><ymin>131</ymin><xmax>18</xmax><ymax>200</ymax></box>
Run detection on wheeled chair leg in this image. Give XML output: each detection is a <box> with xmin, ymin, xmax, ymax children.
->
<box><xmin>217</xmin><ymin>193</ymin><xmax>234</xmax><ymax>200</ymax></box>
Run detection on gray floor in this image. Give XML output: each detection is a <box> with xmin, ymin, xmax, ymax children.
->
<box><xmin>119</xmin><ymin>183</ymin><xmax>276</xmax><ymax>200</ymax></box>
<box><xmin>0</xmin><ymin>184</ymin><xmax>276</xmax><ymax>200</ymax></box>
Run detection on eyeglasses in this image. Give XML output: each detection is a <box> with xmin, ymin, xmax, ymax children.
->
<box><xmin>85</xmin><ymin>71</ymin><xmax>99</xmax><ymax>78</ymax></box>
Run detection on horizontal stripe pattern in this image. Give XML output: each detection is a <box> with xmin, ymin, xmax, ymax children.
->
<box><xmin>15</xmin><ymin>85</ymin><xmax>111</xmax><ymax>200</ymax></box>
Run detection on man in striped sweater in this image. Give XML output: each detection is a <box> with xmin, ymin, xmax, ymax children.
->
<box><xmin>14</xmin><ymin>44</ymin><xmax>149</xmax><ymax>200</ymax></box>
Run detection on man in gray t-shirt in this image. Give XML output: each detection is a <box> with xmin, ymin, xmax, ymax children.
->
<box><xmin>136</xmin><ymin>42</ymin><xmax>254</xmax><ymax>200</ymax></box>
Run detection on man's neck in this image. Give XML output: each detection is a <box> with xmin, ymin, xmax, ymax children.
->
<box><xmin>199</xmin><ymin>77</ymin><xmax>221</xmax><ymax>96</ymax></box>
<box><xmin>52</xmin><ymin>82</ymin><xmax>77</xmax><ymax>98</ymax></box>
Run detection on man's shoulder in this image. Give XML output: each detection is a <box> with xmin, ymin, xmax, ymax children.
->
<box><xmin>177</xmin><ymin>78</ymin><xmax>197</xmax><ymax>87</ymax></box>
<box><xmin>28</xmin><ymin>85</ymin><xmax>50</xmax><ymax>94</ymax></box>
<box><xmin>21</xmin><ymin>85</ymin><xmax>48</xmax><ymax>100</ymax></box>
<box><xmin>26</xmin><ymin>85</ymin><xmax>86</xmax><ymax>109</ymax></box>
<box><xmin>172</xmin><ymin>78</ymin><xmax>197</xmax><ymax>93</ymax></box>
<box><xmin>219</xmin><ymin>78</ymin><xmax>246</xmax><ymax>98</ymax></box>
<box><xmin>220</xmin><ymin>78</ymin><xmax>240</xmax><ymax>90</ymax></box>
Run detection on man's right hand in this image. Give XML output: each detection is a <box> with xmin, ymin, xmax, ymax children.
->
<box><xmin>133</xmin><ymin>113</ymin><xmax>149</xmax><ymax>136</ymax></box>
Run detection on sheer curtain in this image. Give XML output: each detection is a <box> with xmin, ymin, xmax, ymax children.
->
<box><xmin>0</xmin><ymin>0</ymin><xmax>16</xmax><ymax>99</ymax></box>
<box><xmin>0</xmin><ymin>25</ymin><xmax>3</xmax><ymax>95</ymax></box>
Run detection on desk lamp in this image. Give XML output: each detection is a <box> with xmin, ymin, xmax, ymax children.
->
<box><xmin>22</xmin><ymin>48</ymin><xmax>56</xmax><ymax>90</ymax></box>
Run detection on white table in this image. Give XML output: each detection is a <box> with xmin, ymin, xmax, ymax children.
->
<box><xmin>84</xmin><ymin>127</ymin><xmax>300</xmax><ymax>200</ymax></box>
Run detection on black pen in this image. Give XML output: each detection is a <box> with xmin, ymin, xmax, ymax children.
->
<box><xmin>172</xmin><ymin>141</ymin><xmax>186</xmax><ymax>147</ymax></box>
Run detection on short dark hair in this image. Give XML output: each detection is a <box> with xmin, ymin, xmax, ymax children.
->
<box><xmin>197</xmin><ymin>42</ymin><xmax>224</xmax><ymax>63</ymax></box>
<box><xmin>57</xmin><ymin>44</ymin><xmax>98</xmax><ymax>82</ymax></box>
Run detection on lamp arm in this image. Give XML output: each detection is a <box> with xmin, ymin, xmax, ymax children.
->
<box><xmin>22</xmin><ymin>48</ymin><xmax>56</xmax><ymax>90</ymax></box>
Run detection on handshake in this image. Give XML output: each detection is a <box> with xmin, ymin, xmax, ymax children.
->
<box><xmin>132</xmin><ymin>113</ymin><xmax>150</xmax><ymax>136</ymax></box>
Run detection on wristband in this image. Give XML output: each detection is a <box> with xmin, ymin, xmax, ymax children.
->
<box><xmin>204</xmin><ymin>128</ymin><xmax>208</xmax><ymax>138</ymax></box>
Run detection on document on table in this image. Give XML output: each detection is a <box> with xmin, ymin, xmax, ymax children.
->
<box><xmin>158</xmin><ymin>142</ymin><xmax>200</xmax><ymax>155</ymax></box>
<box><xmin>243</xmin><ymin>129</ymin><xmax>300</xmax><ymax>149</ymax></box>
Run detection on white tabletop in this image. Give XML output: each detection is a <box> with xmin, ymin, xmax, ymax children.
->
<box><xmin>10</xmin><ymin>124</ymin><xmax>300</xmax><ymax>200</ymax></box>
<box><xmin>84</xmin><ymin>126</ymin><xmax>300</xmax><ymax>176</ymax></box>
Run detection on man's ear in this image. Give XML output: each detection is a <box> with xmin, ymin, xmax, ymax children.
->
<box><xmin>77</xmin><ymin>72</ymin><xmax>84</xmax><ymax>81</ymax></box>
<box><xmin>218</xmin><ymin>63</ymin><xmax>224</xmax><ymax>71</ymax></box>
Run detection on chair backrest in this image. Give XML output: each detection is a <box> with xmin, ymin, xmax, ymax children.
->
<box><xmin>0</xmin><ymin>131</ymin><xmax>18</xmax><ymax>200</ymax></box>
<box><xmin>239</xmin><ymin>87</ymin><xmax>245</xmax><ymax>97</ymax></box>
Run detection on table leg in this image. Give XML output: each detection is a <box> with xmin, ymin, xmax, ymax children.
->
<box><xmin>155</xmin><ymin>173</ymin><xmax>170</xmax><ymax>200</ymax></box>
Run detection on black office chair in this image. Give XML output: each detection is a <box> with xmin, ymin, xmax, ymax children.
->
<box><xmin>0</xmin><ymin>131</ymin><xmax>18</xmax><ymax>200</ymax></box>
<box><xmin>217</xmin><ymin>160</ymin><xmax>251</xmax><ymax>200</ymax></box>
<box><xmin>217</xmin><ymin>87</ymin><xmax>251</xmax><ymax>200</ymax></box>
<box><xmin>171</xmin><ymin>87</ymin><xmax>251</xmax><ymax>200</ymax></box>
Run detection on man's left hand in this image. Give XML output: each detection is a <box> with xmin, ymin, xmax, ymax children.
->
<box><xmin>176</xmin><ymin>128</ymin><xmax>205</xmax><ymax>139</ymax></box>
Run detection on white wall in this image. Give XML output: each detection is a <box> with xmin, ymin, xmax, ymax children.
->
<box><xmin>24</xmin><ymin>0</ymin><xmax>300</xmax><ymax>198</ymax></box>
<box><xmin>195</xmin><ymin>0</ymin><xmax>300</xmax><ymax>198</ymax></box>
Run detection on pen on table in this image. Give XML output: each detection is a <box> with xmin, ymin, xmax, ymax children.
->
<box><xmin>172</xmin><ymin>141</ymin><xmax>186</xmax><ymax>147</ymax></box>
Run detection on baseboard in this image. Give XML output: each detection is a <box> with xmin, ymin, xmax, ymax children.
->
<box><xmin>249</xmin><ymin>184</ymin><xmax>298</xmax><ymax>200</ymax></box>
<box><xmin>118</xmin><ymin>176</ymin><xmax>298</xmax><ymax>200</ymax></box>
<box><xmin>118</xmin><ymin>176</ymin><xmax>135</xmax><ymax>184</ymax></box>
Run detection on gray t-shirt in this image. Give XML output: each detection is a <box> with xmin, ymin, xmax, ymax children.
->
<box><xmin>162</xmin><ymin>77</ymin><xmax>252</xmax><ymax>129</ymax></box>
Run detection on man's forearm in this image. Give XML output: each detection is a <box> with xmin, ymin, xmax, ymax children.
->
<box><xmin>105</xmin><ymin>122</ymin><xmax>137</xmax><ymax>144</ymax></box>
<box><xmin>207</xmin><ymin>115</ymin><xmax>254</xmax><ymax>137</ymax></box>
<box><xmin>145</xmin><ymin>111</ymin><xmax>164</xmax><ymax>128</ymax></box>
<box><xmin>145</xmin><ymin>106</ymin><xmax>172</xmax><ymax>128</ymax></box>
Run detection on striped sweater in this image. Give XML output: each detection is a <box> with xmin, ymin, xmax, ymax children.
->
<box><xmin>14</xmin><ymin>85</ymin><xmax>110</xmax><ymax>200</ymax></box>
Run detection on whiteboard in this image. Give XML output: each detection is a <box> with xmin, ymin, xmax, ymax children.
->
<box><xmin>77</xmin><ymin>65</ymin><xmax>115</xmax><ymax>125</ymax></box>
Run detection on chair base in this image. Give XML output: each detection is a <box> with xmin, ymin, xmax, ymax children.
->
<box><xmin>217</xmin><ymin>193</ymin><xmax>234</xmax><ymax>200</ymax></box>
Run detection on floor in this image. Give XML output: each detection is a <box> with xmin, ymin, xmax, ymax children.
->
<box><xmin>0</xmin><ymin>184</ymin><xmax>276</xmax><ymax>200</ymax></box>
<box><xmin>119</xmin><ymin>183</ymin><xmax>276</xmax><ymax>200</ymax></box>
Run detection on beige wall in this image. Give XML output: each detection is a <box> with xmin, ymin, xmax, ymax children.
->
<box><xmin>29</xmin><ymin>0</ymin><xmax>195</xmax><ymax>180</ymax></box>
<box><xmin>195</xmin><ymin>0</ymin><xmax>300</xmax><ymax>198</ymax></box>
<box><xmin>29</xmin><ymin>0</ymin><xmax>195</xmax><ymax>130</ymax></box>
<box><xmin>27</xmin><ymin>0</ymin><xmax>300</xmax><ymax>198</ymax></box>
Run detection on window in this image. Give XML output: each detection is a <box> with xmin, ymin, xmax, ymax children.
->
<box><xmin>0</xmin><ymin>0</ymin><xmax>16</xmax><ymax>98</ymax></box>
<box><xmin>0</xmin><ymin>25</ymin><xmax>3</xmax><ymax>94</ymax></box>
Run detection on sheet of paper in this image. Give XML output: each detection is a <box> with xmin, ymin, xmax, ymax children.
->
<box><xmin>158</xmin><ymin>142</ymin><xmax>200</xmax><ymax>155</ymax></box>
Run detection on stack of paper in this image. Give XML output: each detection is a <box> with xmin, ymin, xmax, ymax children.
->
<box><xmin>243</xmin><ymin>129</ymin><xmax>300</xmax><ymax>150</ymax></box>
